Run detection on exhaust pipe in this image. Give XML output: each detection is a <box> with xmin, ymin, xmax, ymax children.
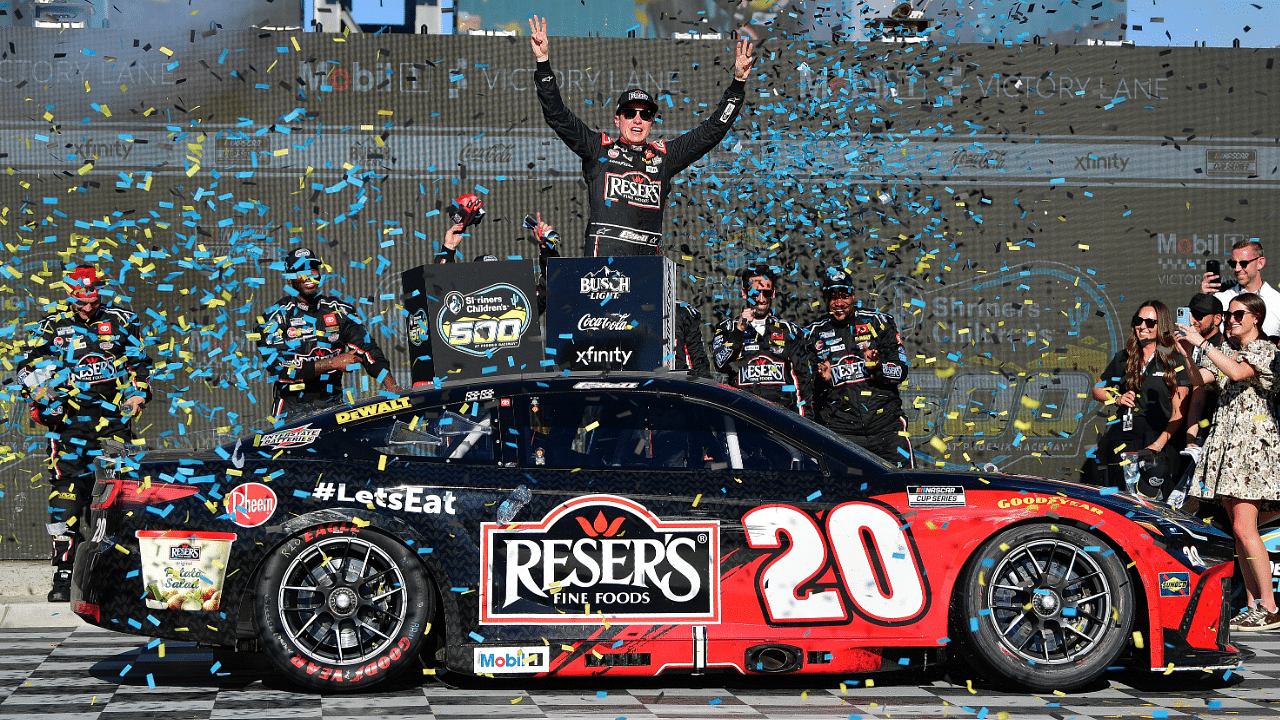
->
<box><xmin>745</xmin><ymin>644</ymin><xmax>803</xmax><ymax>673</ymax></box>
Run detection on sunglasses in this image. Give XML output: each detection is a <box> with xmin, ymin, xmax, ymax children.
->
<box><xmin>618</xmin><ymin>107</ymin><xmax>657</xmax><ymax>121</ymax></box>
<box><xmin>1227</xmin><ymin>309</ymin><xmax>1255</xmax><ymax>323</ymax></box>
<box><xmin>1131</xmin><ymin>316</ymin><xmax>1158</xmax><ymax>328</ymax></box>
<box><xmin>1228</xmin><ymin>258</ymin><xmax>1258</xmax><ymax>269</ymax></box>
<box><xmin>750</xmin><ymin>289</ymin><xmax>775</xmax><ymax>299</ymax></box>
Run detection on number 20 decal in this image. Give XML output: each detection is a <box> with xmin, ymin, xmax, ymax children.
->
<box><xmin>743</xmin><ymin>502</ymin><xmax>930</xmax><ymax>626</ymax></box>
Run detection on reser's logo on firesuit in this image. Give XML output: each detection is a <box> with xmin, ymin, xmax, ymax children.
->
<box><xmin>479</xmin><ymin>495</ymin><xmax>719</xmax><ymax>624</ymax></box>
<box><xmin>604</xmin><ymin>171</ymin><xmax>661</xmax><ymax>209</ymax></box>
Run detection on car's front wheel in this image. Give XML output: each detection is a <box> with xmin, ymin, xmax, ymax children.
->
<box><xmin>956</xmin><ymin>523</ymin><xmax>1135</xmax><ymax>691</ymax></box>
<box><xmin>255</xmin><ymin>525</ymin><xmax>434</xmax><ymax>691</ymax></box>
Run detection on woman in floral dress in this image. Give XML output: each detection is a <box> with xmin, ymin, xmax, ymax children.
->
<box><xmin>1178</xmin><ymin>293</ymin><xmax>1280</xmax><ymax>632</ymax></box>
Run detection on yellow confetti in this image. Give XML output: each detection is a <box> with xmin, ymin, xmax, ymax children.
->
<box><xmin>291</xmin><ymin>36</ymin><xmax>301</xmax><ymax>51</ymax></box>
<box><xmin>159</xmin><ymin>46</ymin><xmax>174</xmax><ymax>56</ymax></box>
<box><xmin>422</xmin><ymin>668</ymin><xmax>436</xmax><ymax>675</ymax></box>
<box><xmin>77</xmin><ymin>163</ymin><xmax>94</xmax><ymax>175</ymax></box>
<box><xmin>1132</xmin><ymin>631</ymin><xmax>1144</xmax><ymax>649</ymax></box>
<box><xmin>378</xmin><ymin>455</ymin><xmax>387</xmax><ymax>471</ymax></box>
<box><xmin>966</xmin><ymin>679</ymin><xmax>976</xmax><ymax>694</ymax></box>
<box><xmin>511</xmin><ymin>696</ymin><xmax>523</xmax><ymax>704</ymax></box>
<box><xmin>352</xmin><ymin>516</ymin><xmax>370</xmax><ymax>528</ymax></box>
<box><xmin>692</xmin><ymin>493</ymin><xmax>702</xmax><ymax>508</ymax></box>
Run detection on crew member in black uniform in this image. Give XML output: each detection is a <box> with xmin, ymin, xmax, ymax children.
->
<box><xmin>805</xmin><ymin>269</ymin><xmax>913</xmax><ymax>466</ymax></box>
<box><xmin>17</xmin><ymin>265</ymin><xmax>153</xmax><ymax>602</ymax></box>
<box><xmin>257</xmin><ymin>248</ymin><xmax>401</xmax><ymax>418</ymax></box>
<box><xmin>712</xmin><ymin>267</ymin><xmax>811</xmax><ymax>414</ymax></box>
<box><xmin>529</xmin><ymin>14</ymin><xmax>754</xmax><ymax>257</ymax></box>
<box><xmin>675</xmin><ymin>302</ymin><xmax>711</xmax><ymax>378</ymax></box>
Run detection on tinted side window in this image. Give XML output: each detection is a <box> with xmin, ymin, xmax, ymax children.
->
<box><xmin>347</xmin><ymin>400</ymin><xmax>496</xmax><ymax>463</ymax></box>
<box><xmin>519</xmin><ymin>393</ymin><xmax>819</xmax><ymax>473</ymax></box>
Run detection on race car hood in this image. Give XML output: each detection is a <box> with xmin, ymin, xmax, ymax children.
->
<box><xmin>887</xmin><ymin>468</ymin><xmax>1234</xmax><ymax>566</ymax></box>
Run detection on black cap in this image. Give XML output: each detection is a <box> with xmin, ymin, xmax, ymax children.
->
<box><xmin>286</xmin><ymin>247</ymin><xmax>324</xmax><ymax>273</ymax></box>
<box><xmin>821</xmin><ymin>268</ymin><xmax>855</xmax><ymax>294</ymax></box>
<box><xmin>615</xmin><ymin>88</ymin><xmax>659</xmax><ymax>114</ymax></box>
<box><xmin>1188</xmin><ymin>293</ymin><xmax>1223</xmax><ymax>317</ymax></box>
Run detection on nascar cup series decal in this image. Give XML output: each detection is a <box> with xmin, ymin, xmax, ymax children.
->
<box><xmin>437</xmin><ymin>283</ymin><xmax>531</xmax><ymax>357</ymax></box>
<box><xmin>479</xmin><ymin>495</ymin><xmax>719</xmax><ymax>624</ymax></box>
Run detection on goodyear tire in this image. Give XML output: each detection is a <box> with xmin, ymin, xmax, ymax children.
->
<box><xmin>956</xmin><ymin>523</ymin><xmax>1134</xmax><ymax>691</ymax></box>
<box><xmin>255</xmin><ymin>523</ymin><xmax>433</xmax><ymax>691</ymax></box>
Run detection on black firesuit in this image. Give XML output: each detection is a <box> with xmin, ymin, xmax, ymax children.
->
<box><xmin>534</xmin><ymin>61</ymin><xmax>746</xmax><ymax>257</ymax></box>
<box><xmin>675</xmin><ymin>303</ymin><xmax>711</xmax><ymax>378</ymax></box>
<box><xmin>805</xmin><ymin>311</ymin><xmax>912</xmax><ymax>465</ymax></box>
<box><xmin>257</xmin><ymin>293</ymin><xmax>393</xmax><ymax>416</ymax></box>
<box><xmin>17</xmin><ymin>305</ymin><xmax>153</xmax><ymax>570</ymax></box>
<box><xmin>712</xmin><ymin>315</ymin><xmax>812</xmax><ymax>415</ymax></box>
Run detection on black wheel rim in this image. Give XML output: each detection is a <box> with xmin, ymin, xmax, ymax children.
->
<box><xmin>277</xmin><ymin>536</ymin><xmax>409</xmax><ymax>665</ymax></box>
<box><xmin>983</xmin><ymin>538</ymin><xmax>1114</xmax><ymax>665</ymax></box>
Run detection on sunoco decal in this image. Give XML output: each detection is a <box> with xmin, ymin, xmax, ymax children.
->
<box><xmin>906</xmin><ymin>486</ymin><xmax>966</xmax><ymax>508</ymax></box>
<box><xmin>479</xmin><ymin>495</ymin><xmax>719</xmax><ymax>625</ymax></box>
<box><xmin>1158</xmin><ymin>571</ymin><xmax>1190</xmax><ymax>597</ymax></box>
<box><xmin>436</xmin><ymin>284</ymin><xmax>531</xmax><ymax>357</ymax></box>
<box><xmin>473</xmin><ymin>646</ymin><xmax>549</xmax><ymax>674</ymax></box>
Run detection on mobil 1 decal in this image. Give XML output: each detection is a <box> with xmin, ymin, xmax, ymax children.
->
<box><xmin>480</xmin><ymin>495</ymin><xmax>719</xmax><ymax>624</ymax></box>
<box><xmin>742</xmin><ymin>500</ymin><xmax>930</xmax><ymax>626</ymax></box>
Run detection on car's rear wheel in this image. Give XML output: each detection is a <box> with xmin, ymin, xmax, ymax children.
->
<box><xmin>956</xmin><ymin>523</ymin><xmax>1134</xmax><ymax>691</ymax></box>
<box><xmin>255</xmin><ymin>525</ymin><xmax>433</xmax><ymax>691</ymax></box>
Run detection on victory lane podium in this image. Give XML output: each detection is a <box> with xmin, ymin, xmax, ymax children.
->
<box><xmin>403</xmin><ymin>256</ymin><xmax>677</xmax><ymax>384</ymax></box>
<box><xmin>544</xmin><ymin>257</ymin><xmax>676</xmax><ymax>372</ymax></box>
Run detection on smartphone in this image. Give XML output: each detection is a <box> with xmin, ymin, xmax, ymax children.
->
<box><xmin>1205</xmin><ymin>259</ymin><xmax>1220</xmax><ymax>279</ymax></box>
<box><xmin>1176</xmin><ymin>306</ymin><xmax>1192</xmax><ymax>327</ymax></box>
<box><xmin>522</xmin><ymin>214</ymin><xmax>539</xmax><ymax>230</ymax></box>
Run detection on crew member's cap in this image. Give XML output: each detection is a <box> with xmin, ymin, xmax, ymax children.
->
<box><xmin>287</xmin><ymin>247</ymin><xmax>324</xmax><ymax>273</ymax></box>
<box><xmin>65</xmin><ymin>265</ymin><xmax>105</xmax><ymax>301</ymax></box>
<box><xmin>821</xmin><ymin>268</ymin><xmax>855</xmax><ymax>294</ymax></box>
<box><xmin>615</xmin><ymin>88</ymin><xmax>659</xmax><ymax>114</ymax></box>
<box><xmin>1188</xmin><ymin>293</ymin><xmax>1223</xmax><ymax>317</ymax></box>
<box><xmin>449</xmin><ymin>194</ymin><xmax>486</xmax><ymax>229</ymax></box>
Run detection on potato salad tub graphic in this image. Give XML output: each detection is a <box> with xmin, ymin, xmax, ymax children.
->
<box><xmin>135</xmin><ymin>530</ymin><xmax>235</xmax><ymax>612</ymax></box>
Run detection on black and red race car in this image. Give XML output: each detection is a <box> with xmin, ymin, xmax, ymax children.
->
<box><xmin>71</xmin><ymin>372</ymin><xmax>1246</xmax><ymax>691</ymax></box>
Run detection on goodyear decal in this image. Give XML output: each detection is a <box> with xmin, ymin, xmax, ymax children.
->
<box><xmin>335</xmin><ymin>397</ymin><xmax>411</xmax><ymax>425</ymax></box>
<box><xmin>1158</xmin><ymin>571</ymin><xmax>1191</xmax><ymax>597</ymax></box>
<box><xmin>995</xmin><ymin>495</ymin><xmax>1104</xmax><ymax>515</ymax></box>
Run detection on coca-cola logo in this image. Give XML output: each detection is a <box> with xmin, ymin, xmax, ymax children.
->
<box><xmin>458</xmin><ymin>142</ymin><xmax>515</xmax><ymax>165</ymax></box>
<box><xmin>577</xmin><ymin>313</ymin><xmax>634</xmax><ymax>332</ymax></box>
<box><xmin>480</xmin><ymin>495</ymin><xmax>719</xmax><ymax>624</ymax></box>
<box><xmin>225</xmin><ymin>482</ymin><xmax>278</xmax><ymax>528</ymax></box>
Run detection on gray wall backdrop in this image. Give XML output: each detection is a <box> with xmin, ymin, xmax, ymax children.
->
<box><xmin>0</xmin><ymin>30</ymin><xmax>1276</xmax><ymax>557</ymax></box>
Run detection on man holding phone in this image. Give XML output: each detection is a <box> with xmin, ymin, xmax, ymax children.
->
<box><xmin>1200</xmin><ymin>239</ymin><xmax>1280</xmax><ymax>338</ymax></box>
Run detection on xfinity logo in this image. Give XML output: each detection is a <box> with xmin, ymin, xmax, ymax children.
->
<box><xmin>575</xmin><ymin>346</ymin><xmax>633</xmax><ymax>365</ymax></box>
<box><xmin>1074</xmin><ymin>152</ymin><xmax>1129</xmax><ymax>172</ymax></box>
<box><xmin>480</xmin><ymin>496</ymin><xmax>720</xmax><ymax>624</ymax></box>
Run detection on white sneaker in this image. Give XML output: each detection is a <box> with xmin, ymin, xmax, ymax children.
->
<box><xmin>1231</xmin><ymin>606</ymin><xmax>1264</xmax><ymax>631</ymax></box>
